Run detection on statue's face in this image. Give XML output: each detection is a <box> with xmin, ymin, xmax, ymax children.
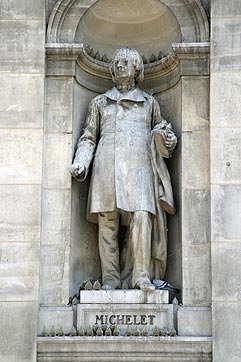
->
<box><xmin>113</xmin><ymin>52</ymin><xmax>136</xmax><ymax>84</ymax></box>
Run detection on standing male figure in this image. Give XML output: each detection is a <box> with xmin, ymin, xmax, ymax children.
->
<box><xmin>71</xmin><ymin>47</ymin><xmax>177</xmax><ymax>291</ymax></box>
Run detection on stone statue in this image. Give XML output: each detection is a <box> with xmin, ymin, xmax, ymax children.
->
<box><xmin>70</xmin><ymin>46</ymin><xmax>177</xmax><ymax>291</ymax></box>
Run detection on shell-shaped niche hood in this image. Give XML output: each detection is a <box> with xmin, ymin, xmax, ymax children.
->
<box><xmin>75</xmin><ymin>0</ymin><xmax>182</xmax><ymax>63</ymax></box>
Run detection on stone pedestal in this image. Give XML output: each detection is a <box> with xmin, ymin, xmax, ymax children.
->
<box><xmin>77</xmin><ymin>290</ymin><xmax>173</xmax><ymax>336</ymax></box>
<box><xmin>37</xmin><ymin>291</ymin><xmax>212</xmax><ymax>361</ymax></box>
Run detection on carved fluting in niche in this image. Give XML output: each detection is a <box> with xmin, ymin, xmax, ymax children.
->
<box><xmin>84</xmin><ymin>45</ymin><xmax>166</xmax><ymax>64</ymax></box>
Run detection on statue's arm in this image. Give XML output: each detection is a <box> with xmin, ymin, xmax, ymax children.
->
<box><xmin>151</xmin><ymin>97</ymin><xmax>177</xmax><ymax>157</ymax></box>
<box><xmin>71</xmin><ymin>98</ymin><xmax>100</xmax><ymax>181</ymax></box>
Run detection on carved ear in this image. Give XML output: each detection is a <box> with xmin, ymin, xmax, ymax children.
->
<box><xmin>109</xmin><ymin>61</ymin><xmax>115</xmax><ymax>77</ymax></box>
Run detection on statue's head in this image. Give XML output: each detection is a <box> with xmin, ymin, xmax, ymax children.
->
<box><xmin>110</xmin><ymin>46</ymin><xmax>144</xmax><ymax>85</ymax></box>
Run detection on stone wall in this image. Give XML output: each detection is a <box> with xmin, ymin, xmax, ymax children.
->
<box><xmin>0</xmin><ymin>1</ymin><xmax>45</xmax><ymax>361</ymax></box>
<box><xmin>210</xmin><ymin>1</ymin><xmax>241</xmax><ymax>361</ymax></box>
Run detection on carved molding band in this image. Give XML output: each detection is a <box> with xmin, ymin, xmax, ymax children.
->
<box><xmin>45</xmin><ymin>42</ymin><xmax>209</xmax><ymax>92</ymax></box>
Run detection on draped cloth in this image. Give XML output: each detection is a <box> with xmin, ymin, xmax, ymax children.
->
<box><xmin>150</xmin><ymin>127</ymin><xmax>176</xmax><ymax>279</ymax></box>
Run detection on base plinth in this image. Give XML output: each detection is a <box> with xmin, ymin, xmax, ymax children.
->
<box><xmin>77</xmin><ymin>289</ymin><xmax>172</xmax><ymax>336</ymax></box>
<box><xmin>37</xmin><ymin>336</ymin><xmax>212</xmax><ymax>362</ymax></box>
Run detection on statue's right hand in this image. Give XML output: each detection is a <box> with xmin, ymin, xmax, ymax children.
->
<box><xmin>70</xmin><ymin>163</ymin><xmax>85</xmax><ymax>177</ymax></box>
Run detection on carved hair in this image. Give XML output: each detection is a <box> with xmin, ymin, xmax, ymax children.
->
<box><xmin>110</xmin><ymin>46</ymin><xmax>144</xmax><ymax>84</ymax></box>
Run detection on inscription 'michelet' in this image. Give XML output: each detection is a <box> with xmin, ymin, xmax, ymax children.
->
<box><xmin>95</xmin><ymin>314</ymin><xmax>156</xmax><ymax>325</ymax></box>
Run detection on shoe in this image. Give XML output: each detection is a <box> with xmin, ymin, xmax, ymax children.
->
<box><xmin>134</xmin><ymin>278</ymin><xmax>155</xmax><ymax>291</ymax></box>
<box><xmin>102</xmin><ymin>281</ymin><xmax>118</xmax><ymax>290</ymax></box>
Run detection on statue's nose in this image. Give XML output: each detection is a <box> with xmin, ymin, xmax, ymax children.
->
<box><xmin>116</xmin><ymin>61</ymin><xmax>124</xmax><ymax>69</ymax></box>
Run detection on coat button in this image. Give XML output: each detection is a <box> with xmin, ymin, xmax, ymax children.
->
<box><xmin>129</xmin><ymin>141</ymin><xmax>134</xmax><ymax>146</ymax></box>
<box><xmin>134</xmin><ymin>104</ymin><xmax>138</xmax><ymax>108</ymax></box>
<box><xmin>131</xmin><ymin>128</ymin><xmax>135</xmax><ymax>133</ymax></box>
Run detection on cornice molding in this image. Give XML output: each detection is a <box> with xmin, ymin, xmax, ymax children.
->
<box><xmin>45</xmin><ymin>42</ymin><xmax>209</xmax><ymax>92</ymax></box>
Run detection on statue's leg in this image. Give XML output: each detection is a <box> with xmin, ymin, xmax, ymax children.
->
<box><xmin>130</xmin><ymin>211</ymin><xmax>155</xmax><ymax>291</ymax></box>
<box><xmin>119</xmin><ymin>213</ymin><xmax>133</xmax><ymax>289</ymax></box>
<box><xmin>98</xmin><ymin>211</ymin><xmax>121</xmax><ymax>289</ymax></box>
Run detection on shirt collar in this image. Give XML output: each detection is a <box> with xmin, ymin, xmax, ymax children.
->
<box><xmin>104</xmin><ymin>86</ymin><xmax>147</xmax><ymax>103</ymax></box>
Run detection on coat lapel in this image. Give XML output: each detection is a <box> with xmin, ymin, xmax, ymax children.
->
<box><xmin>104</xmin><ymin>87</ymin><xmax>147</xmax><ymax>103</ymax></box>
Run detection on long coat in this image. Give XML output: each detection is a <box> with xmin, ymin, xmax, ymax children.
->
<box><xmin>73</xmin><ymin>86</ymin><xmax>176</xmax><ymax>275</ymax></box>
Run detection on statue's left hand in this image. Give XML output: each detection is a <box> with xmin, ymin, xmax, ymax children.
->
<box><xmin>70</xmin><ymin>163</ymin><xmax>85</xmax><ymax>177</ymax></box>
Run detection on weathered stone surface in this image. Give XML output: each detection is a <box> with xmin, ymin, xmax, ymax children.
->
<box><xmin>0</xmin><ymin>301</ymin><xmax>38</xmax><ymax>362</ymax></box>
<box><xmin>70</xmin><ymin>210</ymin><xmax>100</xmax><ymax>296</ymax></box>
<box><xmin>211</xmin><ymin>71</ymin><xmax>241</xmax><ymax>127</ymax></box>
<box><xmin>211</xmin><ymin>0</ymin><xmax>241</xmax><ymax>17</ymax></box>
<box><xmin>182</xmin><ymin>76</ymin><xmax>209</xmax><ymax>132</ymax></box>
<box><xmin>200</xmin><ymin>0</ymin><xmax>210</xmax><ymax>13</ymax></box>
<box><xmin>212</xmin><ymin>242</ymin><xmax>241</xmax><ymax>301</ymax></box>
<box><xmin>0</xmin><ymin>0</ymin><xmax>44</xmax><ymax>19</ymax></box>
<box><xmin>80</xmin><ymin>290</ymin><xmax>169</xmax><ymax>304</ymax></box>
<box><xmin>38</xmin><ymin>306</ymin><xmax>73</xmax><ymax>336</ymax></box>
<box><xmin>46</xmin><ymin>59</ymin><xmax>76</xmax><ymax>77</ymax></box>
<box><xmin>46</xmin><ymin>0</ymin><xmax>58</xmax><ymax>22</ymax></box>
<box><xmin>213</xmin><ymin>302</ymin><xmax>241</xmax><ymax>362</ymax></box>
<box><xmin>182</xmin><ymin>132</ymin><xmax>209</xmax><ymax>189</ymax></box>
<box><xmin>182</xmin><ymin>189</ymin><xmax>210</xmax><ymax>245</ymax></box>
<box><xmin>0</xmin><ymin>129</ymin><xmax>42</xmax><ymax>184</ymax></box>
<box><xmin>0</xmin><ymin>74</ymin><xmax>44</xmax><ymax>128</ymax></box>
<box><xmin>211</xmin><ymin>185</ymin><xmax>241</xmax><ymax>242</ymax></box>
<box><xmin>0</xmin><ymin>21</ymin><xmax>44</xmax><ymax>73</ymax></box>
<box><xmin>37</xmin><ymin>336</ymin><xmax>212</xmax><ymax>362</ymax></box>
<box><xmin>177</xmin><ymin>307</ymin><xmax>212</xmax><ymax>336</ymax></box>
<box><xmin>211</xmin><ymin>128</ymin><xmax>241</xmax><ymax>184</ymax></box>
<box><xmin>42</xmin><ymin>188</ymin><xmax>71</xmax><ymax>245</ymax></box>
<box><xmin>211</xmin><ymin>18</ymin><xmax>241</xmax><ymax>72</ymax></box>
<box><xmin>0</xmin><ymin>185</ymin><xmax>41</xmax><ymax>242</ymax></box>
<box><xmin>182</xmin><ymin>246</ymin><xmax>211</xmax><ymax>305</ymax></box>
<box><xmin>0</xmin><ymin>243</ymin><xmax>39</xmax><ymax>301</ymax></box>
<box><xmin>43</xmin><ymin>134</ymin><xmax>72</xmax><ymax>188</ymax></box>
<box><xmin>180</xmin><ymin>58</ymin><xmax>210</xmax><ymax>76</ymax></box>
<box><xmin>165</xmin><ymin>249</ymin><xmax>182</xmax><ymax>298</ymax></box>
<box><xmin>45</xmin><ymin>78</ymin><xmax>73</xmax><ymax>133</ymax></box>
<box><xmin>158</xmin><ymin>82</ymin><xmax>182</xmax><ymax>131</ymax></box>
<box><xmin>72</xmin><ymin>81</ymin><xmax>97</xmax><ymax>147</ymax></box>
<box><xmin>40</xmin><ymin>245</ymin><xmax>70</xmax><ymax>304</ymax></box>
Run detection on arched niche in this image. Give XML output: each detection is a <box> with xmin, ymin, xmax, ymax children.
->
<box><xmin>42</xmin><ymin>0</ymin><xmax>210</xmax><ymax>306</ymax></box>
<box><xmin>47</xmin><ymin>0</ymin><xmax>209</xmax><ymax>44</ymax></box>
<box><xmin>46</xmin><ymin>0</ymin><xmax>209</xmax><ymax>94</ymax></box>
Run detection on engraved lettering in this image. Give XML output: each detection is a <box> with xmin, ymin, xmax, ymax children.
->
<box><xmin>95</xmin><ymin>315</ymin><xmax>104</xmax><ymax>324</ymax></box>
<box><xmin>140</xmin><ymin>315</ymin><xmax>147</xmax><ymax>325</ymax></box>
<box><xmin>109</xmin><ymin>315</ymin><xmax>116</xmax><ymax>324</ymax></box>
<box><xmin>104</xmin><ymin>315</ymin><xmax>108</xmax><ymax>324</ymax></box>
<box><xmin>148</xmin><ymin>315</ymin><xmax>156</xmax><ymax>325</ymax></box>
<box><xmin>133</xmin><ymin>315</ymin><xmax>140</xmax><ymax>325</ymax></box>
<box><xmin>94</xmin><ymin>314</ymin><xmax>156</xmax><ymax>326</ymax></box>
<box><xmin>117</xmin><ymin>315</ymin><xmax>125</xmax><ymax>324</ymax></box>
<box><xmin>125</xmin><ymin>315</ymin><xmax>132</xmax><ymax>325</ymax></box>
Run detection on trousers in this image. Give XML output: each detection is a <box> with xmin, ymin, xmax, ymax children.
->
<box><xmin>98</xmin><ymin>210</ymin><xmax>152</xmax><ymax>288</ymax></box>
